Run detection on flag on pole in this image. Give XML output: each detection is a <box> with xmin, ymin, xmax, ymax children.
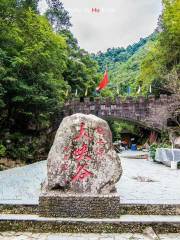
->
<box><xmin>149</xmin><ymin>84</ymin><xmax>152</xmax><ymax>94</ymax></box>
<box><xmin>65</xmin><ymin>89</ymin><xmax>69</xmax><ymax>97</ymax></box>
<box><xmin>117</xmin><ymin>85</ymin><xmax>120</xmax><ymax>95</ymax></box>
<box><xmin>85</xmin><ymin>88</ymin><xmax>88</xmax><ymax>96</ymax></box>
<box><xmin>137</xmin><ymin>86</ymin><xmax>141</xmax><ymax>94</ymax></box>
<box><xmin>96</xmin><ymin>69</ymin><xmax>109</xmax><ymax>91</ymax></box>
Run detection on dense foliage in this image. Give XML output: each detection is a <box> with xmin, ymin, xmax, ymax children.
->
<box><xmin>0</xmin><ymin>0</ymin><xmax>100</xmax><ymax>162</ymax></box>
<box><xmin>93</xmin><ymin>0</ymin><xmax>179</xmax><ymax>141</ymax></box>
<box><xmin>92</xmin><ymin>37</ymin><xmax>150</xmax><ymax>73</ymax></box>
<box><xmin>94</xmin><ymin>0</ymin><xmax>179</xmax><ymax>97</ymax></box>
<box><xmin>92</xmin><ymin>34</ymin><xmax>158</xmax><ymax>97</ymax></box>
<box><xmin>61</xmin><ymin>30</ymin><xmax>101</xmax><ymax>97</ymax></box>
<box><xmin>108</xmin><ymin>34</ymin><xmax>157</xmax><ymax>96</ymax></box>
<box><xmin>45</xmin><ymin>0</ymin><xmax>72</xmax><ymax>32</ymax></box>
<box><xmin>138</xmin><ymin>0</ymin><xmax>180</xmax><ymax>95</ymax></box>
<box><xmin>0</xmin><ymin>0</ymin><xmax>179</xmax><ymax>162</ymax></box>
<box><xmin>108</xmin><ymin>120</ymin><xmax>140</xmax><ymax>141</ymax></box>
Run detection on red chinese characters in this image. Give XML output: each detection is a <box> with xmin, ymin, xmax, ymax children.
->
<box><xmin>73</xmin><ymin>143</ymin><xmax>87</xmax><ymax>161</ymax></box>
<box><xmin>61</xmin><ymin>122</ymin><xmax>107</xmax><ymax>182</ymax></box>
<box><xmin>73</xmin><ymin>143</ymin><xmax>92</xmax><ymax>162</ymax></box>
<box><xmin>64</xmin><ymin>155</ymin><xmax>69</xmax><ymax>161</ymax></box>
<box><xmin>96</xmin><ymin>147</ymin><xmax>105</xmax><ymax>156</ymax></box>
<box><xmin>95</xmin><ymin>127</ymin><xmax>104</xmax><ymax>135</ymax></box>
<box><xmin>72</xmin><ymin>164</ymin><xmax>93</xmax><ymax>182</ymax></box>
<box><xmin>72</xmin><ymin>122</ymin><xmax>94</xmax><ymax>182</ymax></box>
<box><xmin>97</xmin><ymin>139</ymin><xmax>106</xmax><ymax>145</ymax></box>
<box><xmin>74</xmin><ymin>122</ymin><xmax>93</xmax><ymax>142</ymax></box>
<box><xmin>95</xmin><ymin>127</ymin><xmax>106</xmax><ymax>157</ymax></box>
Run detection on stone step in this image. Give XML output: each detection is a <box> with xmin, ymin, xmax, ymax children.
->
<box><xmin>120</xmin><ymin>203</ymin><xmax>180</xmax><ymax>215</ymax></box>
<box><xmin>0</xmin><ymin>214</ymin><xmax>180</xmax><ymax>233</ymax></box>
<box><xmin>1</xmin><ymin>203</ymin><xmax>180</xmax><ymax>215</ymax></box>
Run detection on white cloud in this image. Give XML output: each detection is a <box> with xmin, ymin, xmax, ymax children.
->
<box><xmin>39</xmin><ymin>0</ymin><xmax>162</xmax><ymax>53</ymax></box>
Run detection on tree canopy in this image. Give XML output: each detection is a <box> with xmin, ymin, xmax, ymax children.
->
<box><xmin>93</xmin><ymin>0</ymin><xmax>179</xmax><ymax>97</ymax></box>
<box><xmin>138</xmin><ymin>0</ymin><xmax>180</xmax><ymax>95</ymax></box>
<box><xmin>0</xmin><ymin>0</ymin><xmax>179</xmax><ymax>162</ymax></box>
<box><xmin>0</xmin><ymin>0</ymin><xmax>100</xmax><ymax>161</ymax></box>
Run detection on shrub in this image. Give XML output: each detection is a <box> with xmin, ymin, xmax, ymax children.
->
<box><xmin>150</xmin><ymin>143</ymin><xmax>171</xmax><ymax>161</ymax></box>
<box><xmin>0</xmin><ymin>144</ymin><xmax>6</xmax><ymax>157</ymax></box>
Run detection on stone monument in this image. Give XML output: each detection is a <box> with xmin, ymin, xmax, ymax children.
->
<box><xmin>39</xmin><ymin>113</ymin><xmax>122</xmax><ymax>218</ymax></box>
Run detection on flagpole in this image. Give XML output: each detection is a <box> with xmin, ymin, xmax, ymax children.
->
<box><xmin>75</xmin><ymin>89</ymin><xmax>78</xmax><ymax>97</ymax></box>
<box><xmin>85</xmin><ymin>88</ymin><xmax>88</xmax><ymax>97</ymax></box>
<box><xmin>149</xmin><ymin>84</ymin><xmax>152</xmax><ymax>94</ymax></box>
<box><xmin>137</xmin><ymin>85</ymin><xmax>141</xmax><ymax>94</ymax></box>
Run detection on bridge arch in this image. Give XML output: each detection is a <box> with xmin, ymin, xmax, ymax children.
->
<box><xmin>62</xmin><ymin>94</ymin><xmax>179</xmax><ymax>131</ymax></box>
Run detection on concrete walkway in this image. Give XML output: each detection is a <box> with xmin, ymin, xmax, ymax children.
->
<box><xmin>1</xmin><ymin>232</ymin><xmax>180</xmax><ymax>240</ymax></box>
<box><xmin>0</xmin><ymin>151</ymin><xmax>180</xmax><ymax>204</ymax></box>
<box><xmin>118</xmin><ymin>153</ymin><xmax>180</xmax><ymax>204</ymax></box>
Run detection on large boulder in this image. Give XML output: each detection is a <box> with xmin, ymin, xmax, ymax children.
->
<box><xmin>47</xmin><ymin>113</ymin><xmax>122</xmax><ymax>194</ymax></box>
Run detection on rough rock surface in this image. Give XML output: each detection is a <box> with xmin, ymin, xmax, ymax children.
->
<box><xmin>47</xmin><ymin>113</ymin><xmax>122</xmax><ymax>194</ymax></box>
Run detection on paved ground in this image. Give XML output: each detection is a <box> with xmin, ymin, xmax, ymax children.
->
<box><xmin>1</xmin><ymin>232</ymin><xmax>180</xmax><ymax>240</ymax></box>
<box><xmin>0</xmin><ymin>151</ymin><xmax>180</xmax><ymax>204</ymax></box>
<box><xmin>118</xmin><ymin>151</ymin><xmax>180</xmax><ymax>204</ymax></box>
<box><xmin>2</xmin><ymin>213</ymin><xmax>180</xmax><ymax>222</ymax></box>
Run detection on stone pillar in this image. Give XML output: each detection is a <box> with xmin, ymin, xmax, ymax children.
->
<box><xmin>39</xmin><ymin>113</ymin><xmax>122</xmax><ymax>218</ymax></box>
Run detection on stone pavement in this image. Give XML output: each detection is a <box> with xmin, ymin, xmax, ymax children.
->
<box><xmin>0</xmin><ymin>152</ymin><xmax>180</xmax><ymax>204</ymax></box>
<box><xmin>118</xmin><ymin>152</ymin><xmax>180</xmax><ymax>204</ymax></box>
<box><xmin>1</xmin><ymin>232</ymin><xmax>180</xmax><ymax>240</ymax></box>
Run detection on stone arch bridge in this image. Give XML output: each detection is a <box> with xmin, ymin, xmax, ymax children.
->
<box><xmin>61</xmin><ymin>94</ymin><xmax>180</xmax><ymax>131</ymax></box>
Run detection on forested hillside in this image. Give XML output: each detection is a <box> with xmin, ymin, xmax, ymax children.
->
<box><xmin>93</xmin><ymin>0</ymin><xmax>179</xmax><ymax>97</ymax></box>
<box><xmin>108</xmin><ymin>34</ymin><xmax>157</xmax><ymax>96</ymax></box>
<box><xmin>92</xmin><ymin>36</ymin><xmax>150</xmax><ymax>73</ymax></box>
<box><xmin>0</xmin><ymin>0</ymin><xmax>179</xmax><ymax>164</ymax></box>
<box><xmin>92</xmin><ymin>32</ymin><xmax>161</xmax><ymax>97</ymax></box>
<box><xmin>0</xmin><ymin>0</ymin><xmax>100</xmax><ymax>162</ymax></box>
<box><xmin>138</xmin><ymin>0</ymin><xmax>180</xmax><ymax>95</ymax></box>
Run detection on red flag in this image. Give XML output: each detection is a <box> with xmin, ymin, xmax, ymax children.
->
<box><xmin>96</xmin><ymin>70</ymin><xmax>109</xmax><ymax>91</ymax></box>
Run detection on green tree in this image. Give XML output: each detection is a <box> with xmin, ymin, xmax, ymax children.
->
<box><xmin>45</xmin><ymin>0</ymin><xmax>72</xmax><ymax>32</ymax></box>
<box><xmin>1</xmin><ymin>8</ymin><xmax>68</xmax><ymax>131</ymax></box>
<box><xmin>92</xmin><ymin>37</ymin><xmax>150</xmax><ymax>73</ymax></box>
<box><xmin>0</xmin><ymin>0</ymin><xmax>101</xmax><ymax>161</ymax></box>
<box><xmin>61</xmin><ymin>30</ymin><xmax>101</xmax><ymax>97</ymax></box>
<box><xmin>138</xmin><ymin>0</ymin><xmax>180</xmax><ymax>95</ymax></box>
<box><xmin>0</xmin><ymin>1</ymin><xmax>69</xmax><ymax>160</ymax></box>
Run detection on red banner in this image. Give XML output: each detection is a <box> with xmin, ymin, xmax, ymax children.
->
<box><xmin>96</xmin><ymin>70</ymin><xmax>109</xmax><ymax>91</ymax></box>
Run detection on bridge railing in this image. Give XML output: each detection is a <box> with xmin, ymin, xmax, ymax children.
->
<box><xmin>63</xmin><ymin>94</ymin><xmax>176</xmax><ymax>109</ymax></box>
<box><xmin>59</xmin><ymin>94</ymin><xmax>179</xmax><ymax>131</ymax></box>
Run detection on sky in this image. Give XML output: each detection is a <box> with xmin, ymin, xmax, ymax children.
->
<box><xmin>39</xmin><ymin>0</ymin><xmax>162</xmax><ymax>53</ymax></box>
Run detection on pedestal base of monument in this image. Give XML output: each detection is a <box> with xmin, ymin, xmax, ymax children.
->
<box><xmin>39</xmin><ymin>190</ymin><xmax>120</xmax><ymax>218</ymax></box>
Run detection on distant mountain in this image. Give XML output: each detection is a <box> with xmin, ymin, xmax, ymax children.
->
<box><xmin>92</xmin><ymin>33</ymin><xmax>157</xmax><ymax>96</ymax></box>
<box><xmin>92</xmin><ymin>34</ymin><xmax>155</xmax><ymax>73</ymax></box>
